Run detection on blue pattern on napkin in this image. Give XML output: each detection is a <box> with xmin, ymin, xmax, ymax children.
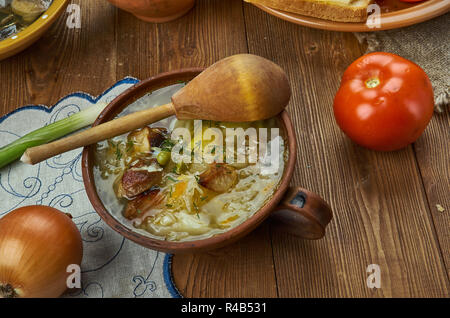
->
<box><xmin>0</xmin><ymin>77</ymin><xmax>182</xmax><ymax>298</ymax></box>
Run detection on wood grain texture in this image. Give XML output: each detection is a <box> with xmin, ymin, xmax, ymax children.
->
<box><xmin>414</xmin><ymin>112</ymin><xmax>450</xmax><ymax>273</ymax></box>
<box><xmin>173</xmin><ymin>224</ymin><xmax>278</xmax><ymax>297</ymax></box>
<box><xmin>115</xmin><ymin>0</ymin><xmax>248</xmax><ymax>78</ymax></box>
<box><xmin>242</xmin><ymin>3</ymin><xmax>449</xmax><ymax>297</ymax></box>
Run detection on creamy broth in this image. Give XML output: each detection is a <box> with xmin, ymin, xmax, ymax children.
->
<box><xmin>93</xmin><ymin>83</ymin><xmax>287</xmax><ymax>242</ymax></box>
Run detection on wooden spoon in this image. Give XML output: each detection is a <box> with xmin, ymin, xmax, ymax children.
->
<box><xmin>21</xmin><ymin>54</ymin><xmax>291</xmax><ymax>165</ymax></box>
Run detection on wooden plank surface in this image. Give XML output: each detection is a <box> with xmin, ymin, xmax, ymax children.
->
<box><xmin>0</xmin><ymin>0</ymin><xmax>448</xmax><ymax>298</ymax></box>
<box><xmin>414</xmin><ymin>114</ymin><xmax>450</xmax><ymax>273</ymax></box>
<box><xmin>115</xmin><ymin>0</ymin><xmax>248</xmax><ymax>77</ymax></box>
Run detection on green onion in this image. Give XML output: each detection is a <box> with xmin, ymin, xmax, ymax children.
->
<box><xmin>0</xmin><ymin>102</ymin><xmax>108</xmax><ymax>169</ymax></box>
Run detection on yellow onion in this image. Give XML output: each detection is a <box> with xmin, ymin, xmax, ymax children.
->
<box><xmin>0</xmin><ymin>205</ymin><xmax>83</xmax><ymax>298</ymax></box>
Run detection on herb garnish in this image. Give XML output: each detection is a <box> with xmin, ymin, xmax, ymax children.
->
<box><xmin>115</xmin><ymin>146</ymin><xmax>122</xmax><ymax>160</ymax></box>
<box><xmin>126</xmin><ymin>140</ymin><xmax>134</xmax><ymax>153</ymax></box>
<box><xmin>160</xmin><ymin>139</ymin><xmax>175</xmax><ymax>151</ymax></box>
<box><xmin>193</xmin><ymin>202</ymin><xmax>200</xmax><ymax>219</ymax></box>
<box><xmin>167</xmin><ymin>176</ymin><xmax>178</xmax><ymax>182</ymax></box>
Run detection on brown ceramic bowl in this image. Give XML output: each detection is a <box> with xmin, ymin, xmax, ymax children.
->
<box><xmin>107</xmin><ymin>0</ymin><xmax>195</xmax><ymax>23</ymax></box>
<box><xmin>82</xmin><ymin>69</ymin><xmax>333</xmax><ymax>253</ymax></box>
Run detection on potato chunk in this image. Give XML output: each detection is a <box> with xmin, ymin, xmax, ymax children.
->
<box><xmin>198</xmin><ymin>163</ymin><xmax>237</xmax><ymax>193</ymax></box>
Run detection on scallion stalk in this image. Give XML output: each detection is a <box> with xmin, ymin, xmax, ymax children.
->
<box><xmin>0</xmin><ymin>102</ymin><xmax>107</xmax><ymax>169</ymax></box>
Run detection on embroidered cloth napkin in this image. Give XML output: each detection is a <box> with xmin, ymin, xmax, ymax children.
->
<box><xmin>354</xmin><ymin>12</ymin><xmax>450</xmax><ymax>113</ymax></box>
<box><xmin>0</xmin><ymin>78</ymin><xmax>181</xmax><ymax>298</ymax></box>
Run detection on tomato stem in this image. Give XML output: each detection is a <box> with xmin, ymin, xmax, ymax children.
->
<box><xmin>365</xmin><ymin>77</ymin><xmax>380</xmax><ymax>88</ymax></box>
<box><xmin>0</xmin><ymin>283</ymin><xmax>19</xmax><ymax>298</ymax></box>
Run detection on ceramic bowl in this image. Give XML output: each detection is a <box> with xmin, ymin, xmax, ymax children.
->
<box><xmin>82</xmin><ymin>69</ymin><xmax>333</xmax><ymax>253</ymax></box>
<box><xmin>107</xmin><ymin>0</ymin><xmax>195</xmax><ymax>23</ymax></box>
<box><xmin>0</xmin><ymin>0</ymin><xmax>69</xmax><ymax>61</ymax></box>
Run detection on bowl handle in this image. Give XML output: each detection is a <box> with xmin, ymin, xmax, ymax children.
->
<box><xmin>270</xmin><ymin>186</ymin><xmax>333</xmax><ymax>239</ymax></box>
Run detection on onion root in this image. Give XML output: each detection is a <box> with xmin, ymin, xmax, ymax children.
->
<box><xmin>0</xmin><ymin>283</ymin><xmax>19</xmax><ymax>298</ymax></box>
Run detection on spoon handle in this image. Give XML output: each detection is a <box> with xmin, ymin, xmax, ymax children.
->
<box><xmin>21</xmin><ymin>103</ymin><xmax>175</xmax><ymax>165</ymax></box>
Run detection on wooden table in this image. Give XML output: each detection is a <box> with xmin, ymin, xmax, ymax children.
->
<box><xmin>0</xmin><ymin>0</ymin><xmax>448</xmax><ymax>298</ymax></box>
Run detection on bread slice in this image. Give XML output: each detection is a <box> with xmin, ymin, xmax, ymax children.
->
<box><xmin>245</xmin><ymin>0</ymin><xmax>373</xmax><ymax>22</ymax></box>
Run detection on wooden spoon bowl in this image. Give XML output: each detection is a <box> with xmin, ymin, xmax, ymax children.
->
<box><xmin>82</xmin><ymin>69</ymin><xmax>333</xmax><ymax>253</ymax></box>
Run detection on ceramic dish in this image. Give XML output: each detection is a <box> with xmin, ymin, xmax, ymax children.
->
<box><xmin>252</xmin><ymin>0</ymin><xmax>450</xmax><ymax>32</ymax></box>
<box><xmin>82</xmin><ymin>69</ymin><xmax>333</xmax><ymax>253</ymax></box>
<box><xmin>0</xmin><ymin>0</ymin><xmax>69</xmax><ymax>61</ymax></box>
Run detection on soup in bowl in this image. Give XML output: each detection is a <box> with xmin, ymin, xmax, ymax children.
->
<box><xmin>82</xmin><ymin>69</ymin><xmax>333</xmax><ymax>253</ymax></box>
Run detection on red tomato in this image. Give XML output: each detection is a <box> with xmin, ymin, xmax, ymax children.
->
<box><xmin>333</xmin><ymin>52</ymin><xmax>434</xmax><ymax>151</ymax></box>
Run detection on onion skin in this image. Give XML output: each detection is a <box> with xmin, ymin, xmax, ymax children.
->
<box><xmin>0</xmin><ymin>206</ymin><xmax>83</xmax><ymax>298</ymax></box>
